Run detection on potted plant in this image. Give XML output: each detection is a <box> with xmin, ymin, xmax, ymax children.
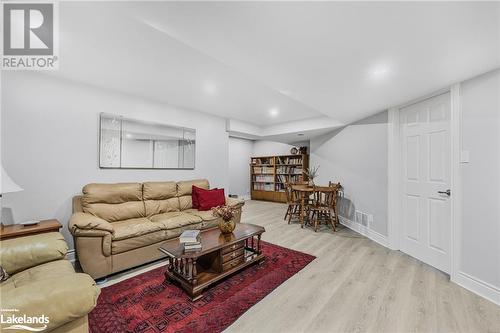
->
<box><xmin>212</xmin><ymin>205</ymin><xmax>238</xmax><ymax>234</ymax></box>
<box><xmin>305</xmin><ymin>165</ymin><xmax>320</xmax><ymax>187</ymax></box>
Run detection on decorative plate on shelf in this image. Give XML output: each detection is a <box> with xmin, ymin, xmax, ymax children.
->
<box><xmin>290</xmin><ymin>147</ymin><xmax>298</xmax><ymax>155</ymax></box>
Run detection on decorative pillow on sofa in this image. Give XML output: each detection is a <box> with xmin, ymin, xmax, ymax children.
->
<box><xmin>192</xmin><ymin>185</ymin><xmax>203</xmax><ymax>209</ymax></box>
<box><xmin>197</xmin><ymin>188</ymin><xmax>225</xmax><ymax>211</ymax></box>
<box><xmin>192</xmin><ymin>186</ymin><xmax>218</xmax><ymax>209</ymax></box>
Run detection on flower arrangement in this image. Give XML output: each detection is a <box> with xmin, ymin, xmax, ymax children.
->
<box><xmin>212</xmin><ymin>205</ymin><xmax>238</xmax><ymax>234</ymax></box>
<box><xmin>305</xmin><ymin>165</ymin><xmax>320</xmax><ymax>186</ymax></box>
<box><xmin>212</xmin><ymin>205</ymin><xmax>237</xmax><ymax>221</ymax></box>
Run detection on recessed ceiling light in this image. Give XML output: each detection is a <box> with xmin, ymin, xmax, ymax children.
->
<box><xmin>370</xmin><ymin>64</ymin><xmax>390</xmax><ymax>79</ymax></box>
<box><xmin>297</xmin><ymin>133</ymin><xmax>304</xmax><ymax>136</ymax></box>
<box><xmin>203</xmin><ymin>81</ymin><xmax>217</xmax><ymax>95</ymax></box>
<box><xmin>125</xmin><ymin>133</ymin><xmax>132</xmax><ymax>138</ymax></box>
<box><xmin>269</xmin><ymin>108</ymin><xmax>279</xmax><ymax>117</ymax></box>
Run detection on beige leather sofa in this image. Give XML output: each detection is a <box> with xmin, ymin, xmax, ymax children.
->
<box><xmin>70</xmin><ymin>179</ymin><xmax>244</xmax><ymax>279</ymax></box>
<box><xmin>0</xmin><ymin>232</ymin><xmax>100</xmax><ymax>333</ymax></box>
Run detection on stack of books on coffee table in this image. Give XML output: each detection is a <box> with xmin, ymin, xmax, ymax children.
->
<box><xmin>180</xmin><ymin>230</ymin><xmax>201</xmax><ymax>252</ymax></box>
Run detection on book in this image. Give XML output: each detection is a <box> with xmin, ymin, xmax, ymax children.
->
<box><xmin>179</xmin><ymin>230</ymin><xmax>200</xmax><ymax>243</ymax></box>
<box><xmin>184</xmin><ymin>243</ymin><xmax>202</xmax><ymax>252</ymax></box>
<box><xmin>183</xmin><ymin>241</ymin><xmax>201</xmax><ymax>246</ymax></box>
<box><xmin>184</xmin><ymin>243</ymin><xmax>202</xmax><ymax>250</ymax></box>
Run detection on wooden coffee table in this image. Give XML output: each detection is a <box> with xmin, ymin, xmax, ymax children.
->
<box><xmin>159</xmin><ymin>223</ymin><xmax>265</xmax><ymax>300</ymax></box>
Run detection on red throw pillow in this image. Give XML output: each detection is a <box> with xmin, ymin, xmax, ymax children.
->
<box><xmin>192</xmin><ymin>186</ymin><xmax>202</xmax><ymax>209</ymax></box>
<box><xmin>198</xmin><ymin>188</ymin><xmax>225</xmax><ymax>211</ymax></box>
<box><xmin>192</xmin><ymin>186</ymin><xmax>218</xmax><ymax>209</ymax></box>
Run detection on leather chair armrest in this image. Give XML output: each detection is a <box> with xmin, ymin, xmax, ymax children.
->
<box><xmin>0</xmin><ymin>273</ymin><xmax>100</xmax><ymax>332</ymax></box>
<box><xmin>0</xmin><ymin>232</ymin><xmax>68</xmax><ymax>275</ymax></box>
<box><xmin>225</xmin><ymin>197</ymin><xmax>245</xmax><ymax>209</ymax></box>
<box><xmin>69</xmin><ymin>212</ymin><xmax>114</xmax><ymax>236</ymax></box>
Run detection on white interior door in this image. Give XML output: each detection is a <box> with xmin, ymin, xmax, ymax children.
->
<box><xmin>400</xmin><ymin>92</ymin><xmax>451</xmax><ymax>274</ymax></box>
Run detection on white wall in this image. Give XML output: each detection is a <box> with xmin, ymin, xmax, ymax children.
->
<box><xmin>310</xmin><ymin>111</ymin><xmax>389</xmax><ymax>238</ymax></box>
<box><xmin>252</xmin><ymin>140</ymin><xmax>308</xmax><ymax>156</ymax></box>
<box><xmin>228</xmin><ymin>137</ymin><xmax>253</xmax><ymax>198</ymax></box>
<box><xmin>460</xmin><ymin>69</ymin><xmax>500</xmax><ymax>289</ymax></box>
<box><xmin>1</xmin><ymin>72</ymin><xmax>229</xmax><ymax>250</ymax></box>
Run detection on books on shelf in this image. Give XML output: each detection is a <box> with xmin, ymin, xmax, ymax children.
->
<box><xmin>179</xmin><ymin>230</ymin><xmax>200</xmax><ymax>244</ymax></box>
<box><xmin>254</xmin><ymin>174</ymin><xmax>274</xmax><ymax>182</ymax></box>
<box><xmin>276</xmin><ymin>156</ymin><xmax>303</xmax><ymax>165</ymax></box>
<box><xmin>253</xmin><ymin>166</ymin><xmax>272</xmax><ymax>174</ymax></box>
<box><xmin>276</xmin><ymin>174</ymin><xmax>302</xmax><ymax>184</ymax></box>
<box><xmin>253</xmin><ymin>183</ymin><xmax>274</xmax><ymax>191</ymax></box>
<box><xmin>251</xmin><ymin>157</ymin><xmax>274</xmax><ymax>165</ymax></box>
<box><xmin>250</xmin><ymin>154</ymin><xmax>308</xmax><ymax>202</ymax></box>
<box><xmin>276</xmin><ymin>165</ymin><xmax>303</xmax><ymax>174</ymax></box>
<box><xmin>276</xmin><ymin>183</ymin><xmax>286</xmax><ymax>192</ymax></box>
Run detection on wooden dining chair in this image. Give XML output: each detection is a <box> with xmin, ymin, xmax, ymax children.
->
<box><xmin>328</xmin><ymin>181</ymin><xmax>343</xmax><ymax>226</ymax></box>
<box><xmin>284</xmin><ymin>182</ymin><xmax>301</xmax><ymax>224</ymax></box>
<box><xmin>308</xmin><ymin>187</ymin><xmax>336</xmax><ymax>232</ymax></box>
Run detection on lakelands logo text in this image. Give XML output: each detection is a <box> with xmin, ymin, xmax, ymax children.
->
<box><xmin>2</xmin><ymin>2</ymin><xmax>59</xmax><ymax>70</ymax></box>
<box><xmin>1</xmin><ymin>308</ymin><xmax>49</xmax><ymax>331</ymax></box>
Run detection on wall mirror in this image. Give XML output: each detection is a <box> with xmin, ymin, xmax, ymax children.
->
<box><xmin>99</xmin><ymin>113</ymin><xmax>195</xmax><ymax>169</ymax></box>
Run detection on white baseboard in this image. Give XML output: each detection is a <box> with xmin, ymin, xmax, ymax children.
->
<box><xmin>66</xmin><ymin>249</ymin><xmax>76</xmax><ymax>265</ymax></box>
<box><xmin>339</xmin><ymin>216</ymin><xmax>389</xmax><ymax>248</ymax></box>
<box><xmin>452</xmin><ymin>271</ymin><xmax>500</xmax><ymax>305</ymax></box>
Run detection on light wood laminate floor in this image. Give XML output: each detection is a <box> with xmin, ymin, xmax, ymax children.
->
<box><xmin>104</xmin><ymin>200</ymin><xmax>500</xmax><ymax>333</ymax></box>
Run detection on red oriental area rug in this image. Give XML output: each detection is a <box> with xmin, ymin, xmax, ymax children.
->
<box><xmin>89</xmin><ymin>241</ymin><xmax>315</xmax><ymax>333</ymax></box>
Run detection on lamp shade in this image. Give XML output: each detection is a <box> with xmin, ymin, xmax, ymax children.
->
<box><xmin>1</xmin><ymin>167</ymin><xmax>23</xmax><ymax>194</ymax></box>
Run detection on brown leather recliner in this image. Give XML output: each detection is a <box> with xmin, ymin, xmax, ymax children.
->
<box><xmin>69</xmin><ymin>179</ymin><xmax>244</xmax><ymax>279</ymax></box>
<box><xmin>0</xmin><ymin>232</ymin><xmax>100</xmax><ymax>333</ymax></box>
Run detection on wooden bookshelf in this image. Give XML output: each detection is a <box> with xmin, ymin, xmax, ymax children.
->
<box><xmin>250</xmin><ymin>154</ymin><xmax>309</xmax><ymax>203</ymax></box>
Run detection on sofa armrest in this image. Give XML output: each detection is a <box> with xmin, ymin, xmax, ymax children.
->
<box><xmin>225</xmin><ymin>197</ymin><xmax>245</xmax><ymax>209</ymax></box>
<box><xmin>0</xmin><ymin>273</ymin><xmax>100</xmax><ymax>332</ymax></box>
<box><xmin>0</xmin><ymin>232</ymin><xmax>68</xmax><ymax>275</ymax></box>
<box><xmin>69</xmin><ymin>212</ymin><xmax>114</xmax><ymax>236</ymax></box>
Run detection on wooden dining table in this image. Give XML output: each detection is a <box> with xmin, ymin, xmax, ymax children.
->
<box><xmin>291</xmin><ymin>185</ymin><xmax>339</xmax><ymax>228</ymax></box>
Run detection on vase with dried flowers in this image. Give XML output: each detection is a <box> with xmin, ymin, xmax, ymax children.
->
<box><xmin>305</xmin><ymin>165</ymin><xmax>320</xmax><ymax>187</ymax></box>
<box><xmin>212</xmin><ymin>205</ymin><xmax>238</xmax><ymax>234</ymax></box>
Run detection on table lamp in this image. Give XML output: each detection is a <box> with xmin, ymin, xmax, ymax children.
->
<box><xmin>1</xmin><ymin>166</ymin><xmax>23</xmax><ymax>228</ymax></box>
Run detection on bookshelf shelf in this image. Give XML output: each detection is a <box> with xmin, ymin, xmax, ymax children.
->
<box><xmin>250</xmin><ymin>154</ymin><xmax>309</xmax><ymax>203</ymax></box>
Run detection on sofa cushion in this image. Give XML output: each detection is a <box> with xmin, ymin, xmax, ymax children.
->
<box><xmin>177</xmin><ymin>179</ymin><xmax>209</xmax><ymax>211</ymax></box>
<box><xmin>1</xmin><ymin>260</ymin><xmax>75</xmax><ymax>292</ymax></box>
<box><xmin>184</xmin><ymin>209</ymin><xmax>221</xmax><ymax>229</ymax></box>
<box><xmin>112</xmin><ymin>218</ymin><xmax>163</xmax><ymax>240</ymax></box>
<box><xmin>113</xmin><ymin>224</ymin><xmax>203</xmax><ymax>254</ymax></box>
<box><xmin>150</xmin><ymin>212</ymin><xmax>202</xmax><ymax>229</ymax></box>
<box><xmin>143</xmin><ymin>182</ymin><xmax>180</xmax><ymax>216</ymax></box>
<box><xmin>184</xmin><ymin>209</ymin><xmax>217</xmax><ymax>221</ymax></box>
<box><xmin>1</xmin><ymin>273</ymin><xmax>99</xmax><ymax>332</ymax></box>
<box><xmin>177</xmin><ymin>179</ymin><xmax>209</xmax><ymax>196</ymax></box>
<box><xmin>82</xmin><ymin>183</ymin><xmax>145</xmax><ymax>222</ymax></box>
<box><xmin>112</xmin><ymin>230</ymin><xmax>167</xmax><ymax>254</ymax></box>
<box><xmin>0</xmin><ymin>232</ymin><xmax>68</xmax><ymax>275</ymax></box>
<box><xmin>165</xmin><ymin>223</ymin><xmax>203</xmax><ymax>239</ymax></box>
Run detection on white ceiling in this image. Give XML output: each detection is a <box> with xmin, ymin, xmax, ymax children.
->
<box><xmin>52</xmin><ymin>1</ymin><xmax>499</xmax><ymax>129</ymax></box>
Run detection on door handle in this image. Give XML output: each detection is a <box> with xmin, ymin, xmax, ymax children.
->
<box><xmin>438</xmin><ymin>189</ymin><xmax>451</xmax><ymax>196</ymax></box>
